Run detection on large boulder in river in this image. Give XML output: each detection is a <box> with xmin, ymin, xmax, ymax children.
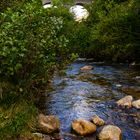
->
<box><xmin>98</xmin><ymin>125</ymin><xmax>122</xmax><ymax>140</ymax></box>
<box><xmin>72</xmin><ymin>119</ymin><xmax>96</xmax><ymax>136</ymax></box>
<box><xmin>92</xmin><ymin>115</ymin><xmax>105</xmax><ymax>126</ymax></box>
<box><xmin>38</xmin><ymin>114</ymin><xmax>60</xmax><ymax>134</ymax></box>
<box><xmin>132</xmin><ymin>99</ymin><xmax>140</xmax><ymax>109</ymax></box>
<box><xmin>80</xmin><ymin>65</ymin><xmax>93</xmax><ymax>71</ymax></box>
<box><xmin>116</xmin><ymin>95</ymin><xmax>133</xmax><ymax>108</ymax></box>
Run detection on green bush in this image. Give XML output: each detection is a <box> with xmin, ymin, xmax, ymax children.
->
<box><xmin>0</xmin><ymin>0</ymin><xmax>73</xmax><ymax>99</ymax></box>
<box><xmin>0</xmin><ymin>0</ymin><xmax>31</xmax><ymax>12</ymax></box>
<box><xmin>0</xmin><ymin>0</ymin><xmax>75</xmax><ymax>138</ymax></box>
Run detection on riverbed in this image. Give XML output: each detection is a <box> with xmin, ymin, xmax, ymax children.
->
<box><xmin>38</xmin><ymin>60</ymin><xmax>140</xmax><ymax>140</ymax></box>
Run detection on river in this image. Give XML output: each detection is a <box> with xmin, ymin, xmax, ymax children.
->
<box><xmin>38</xmin><ymin>60</ymin><xmax>140</xmax><ymax>140</ymax></box>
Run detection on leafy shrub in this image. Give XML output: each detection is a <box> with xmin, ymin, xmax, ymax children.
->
<box><xmin>0</xmin><ymin>0</ymin><xmax>75</xmax><ymax>138</ymax></box>
<box><xmin>0</xmin><ymin>0</ymin><xmax>73</xmax><ymax>99</ymax></box>
<box><xmin>0</xmin><ymin>0</ymin><xmax>30</xmax><ymax>12</ymax></box>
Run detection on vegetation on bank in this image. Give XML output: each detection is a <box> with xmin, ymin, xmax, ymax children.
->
<box><xmin>0</xmin><ymin>0</ymin><xmax>140</xmax><ymax>139</ymax></box>
<box><xmin>0</xmin><ymin>0</ymin><xmax>76</xmax><ymax>139</ymax></box>
<box><xmin>70</xmin><ymin>0</ymin><xmax>140</xmax><ymax>62</ymax></box>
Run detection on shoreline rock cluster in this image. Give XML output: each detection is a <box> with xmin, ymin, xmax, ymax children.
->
<box><xmin>36</xmin><ymin>95</ymin><xmax>140</xmax><ymax>139</ymax></box>
<box><xmin>37</xmin><ymin>114</ymin><xmax>122</xmax><ymax>140</ymax></box>
<box><xmin>116</xmin><ymin>95</ymin><xmax>140</xmax><ymax>109</ymax></box>
<box><xmin>71</xmin><ymin>117</ymin><xmax>122</xmax><ymax>140</ymax></box>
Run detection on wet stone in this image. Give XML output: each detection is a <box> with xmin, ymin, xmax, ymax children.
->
<box><xmin>98</xmin><ymin>125</ymin><xmax>122</xmax><ymax>140</ymax></box>
<box><xmin>80</xmin><ymin>65</ymin><xmax>93</xmax><ymax>71</ymax></box>
<box><xmin>92</xmin><ymin>115</ymin><xmax>105</xmax><ymax>126</ymax></box>
<box><xmin>77</xmin><ymin>74</ymin><xmax>111</xmax><ymax>86</ymax></box>
<box><xmin>116</xmin><ymin>96</ymin><xmax>133</xmax><ymax>108</ymax></box>
<box><xmin>132</xmin><ymin>99</ymin><xmax>140</xmax><ymax>109</ymax></box>
<box><xmin>38</xmin><ymin>114</ymin><xmax>60</xmax><ymax>134</ymax></box>
<box><xmin>72</xmin><ymin>119</ymin><xmax>96</xmax><ymax>136</ymax></box>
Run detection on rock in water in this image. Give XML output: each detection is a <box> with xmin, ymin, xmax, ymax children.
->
<box><xmin>99</xmin><ymin>125</ymin><xmax>122</xmax><ymax>140</ymax></box>
<box><xmin>116</xmin><ymin>84</ymin><xmax>122</xmax><ymax>88</ymax></box>
<box><xmin>92</xmin><ymin>115</ymin><xmax>105</xmax><ymax>126</ymax></box>
<box><xmin>135</xmin><ymin>76</ymin><xmax>140</xmax><ymax>79</ymax></box>
<box><xmin>116</xmin><ymin>95</ymin><xmax>133</xmax><ymax>108</ymax></box>
<box><xmin>132</xmin><ymin>99</ymin><xmax>140</xmax><ymax>109</ymax></box>
<box><xmin>32</xmin><ymin>133</ymin><xmax>44</xmax><ymax>138</ymax></box>
<box><xmin>80</xmin><ymin>65</ymin><xmax>93</xmax><ymax>71</ymax></box>
<box><xmin>38</xmin><ymin>114</ymin><xmax>60</xmax><ymax>134</ymax></box>
<box><xmin>72</xmin><ymin>119</ymin><xmax>96</xmax><ymax>136</ymax></box>
<box><xmin>121</xmin><ymin>86</ymin><xmax>140</xmax><ymax>98</ymax></box>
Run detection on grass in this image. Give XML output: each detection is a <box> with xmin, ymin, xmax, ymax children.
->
<box><xmin>0</xmin><ymin>97</ymin><xmax>37</xmax><ymax>140</ymax></box>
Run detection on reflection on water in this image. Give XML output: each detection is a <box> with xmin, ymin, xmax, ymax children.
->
<box><xmin>39</xmin><ymin>60</ymin><xmax>140</xmax><ymax>140</ymax></box>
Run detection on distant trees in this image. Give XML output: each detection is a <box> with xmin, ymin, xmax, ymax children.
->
<box><xmin>70</xmin><ymin>0</ymin><xmax>140</xmax><ymax>62</ymax></box>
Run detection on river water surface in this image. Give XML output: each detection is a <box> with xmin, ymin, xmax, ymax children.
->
<box><xmin>38</xmin><ymin>60</ymin><xmax>140</xmax><ymax>140</ymax></box>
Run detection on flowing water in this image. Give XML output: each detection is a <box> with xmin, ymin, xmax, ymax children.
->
<box><xmin>38</xmin><ymin>60</ymin><xmax>140</xmax><ymax>140</ymax></box>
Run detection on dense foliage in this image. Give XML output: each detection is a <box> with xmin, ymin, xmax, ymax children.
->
<box><xmin>72</xmin><ymin>0</ymin><xmax>140</xmax><ymax>62</ymax></box>
<box><xmin>0</xmin><ymin>0</ymin><xmax>75</xmax><ymax>138</ymax></box>
<box><xmin>0</xmin><ymin>0</ymin><xmax>74</xmax><ymax>97</ymax></box>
